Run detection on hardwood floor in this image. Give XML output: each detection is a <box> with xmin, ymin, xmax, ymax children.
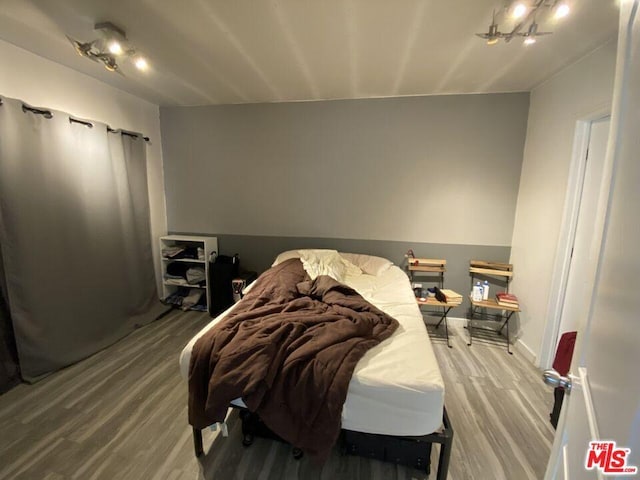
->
<box><xmin>0</xmin><ymin>310</ymin><xmax>555</xmax><ymax>479</ymax></box>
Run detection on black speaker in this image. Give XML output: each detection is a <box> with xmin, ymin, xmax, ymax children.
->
<box><xmin>208</xmin><ymin>254</ymin><xmax>239</xmax><ymax>316</ymax></box>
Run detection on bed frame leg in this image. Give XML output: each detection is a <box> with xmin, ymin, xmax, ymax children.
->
<box><xmin>437</xmin><ymin>434</ymin><xmax>453</xmax><ymax>480</ymax></box>
<box><xmin>193</xmin><ymin>427</ymin><xmax>204</xmax><ymax>457</ymax></box>
<box><xmin>436</xmin><ymin>407</ymin><xmax>454</xmax><ymax>480</ymax></box>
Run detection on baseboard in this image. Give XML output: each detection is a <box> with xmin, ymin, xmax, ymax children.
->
<box><xmin>514</xmin><ymin>339</ymin><xmax>537</xmax><ymax>365</ymax></box>
<box><xmin>422</xmin><ymin>316</ymin><xmax>467</xmax><ymax>328</ymax></box>
<box><xmin>422</xmin><ymin>314</ymin><xmax>540</xmax><ymax>365</ymax></box>
<box><xmin>445</xmin><ymin>316</ymin><xmax>467</xmax><ymax>327</ymax></box>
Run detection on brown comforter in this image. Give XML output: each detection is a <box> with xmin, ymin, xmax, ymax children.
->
<box><xmin>188</xmin><ymin>258</ymin><xmax>399</xmax><ymax>460</ymax></box>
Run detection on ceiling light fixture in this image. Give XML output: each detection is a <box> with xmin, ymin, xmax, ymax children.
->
<box><xmin>100</xmin><ymin>54</ymin><xmax>118</xmax><ymax>72</ymax></box>
<box><xmin>66</xmin><ymin>21</ymin><xmax>149</xmax><ymax>74</ymax></box>
<box><xmin>518</xmin><ymin>21</ymin><xmax>551</xmax><ymax>43</ymax></box>
<box><xmin>475</xmin><ymin>10</ymin><xmax>505</xmax><ymax>45</ymax></box>
<box><xmin>476</xmin><ymin>0</ymin><xmax>570</xmax><ymax>46</ymax></box>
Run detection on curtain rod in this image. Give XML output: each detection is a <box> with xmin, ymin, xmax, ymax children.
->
<box><xmin>69</xmin><ymin>117</ymin><xmax>93</xmax><ymax>128</ymax></box>
<box><xmin>0</xmin><ymin>97</ymin><xmax>150</xmax><ymax>142</ymax></box>
<box><xmin>107</xmin><ymin>126</ymin><xmax>150</xmax><ymax>142</ymax></box>
<box><xmin>22</xmin><ymin>104</ymin><xmax>53</xmax><ymax>119</ymax></box>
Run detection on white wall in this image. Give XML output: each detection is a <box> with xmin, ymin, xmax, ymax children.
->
<box><xmin>0</xmin><ymin>39</ymin><xmax>166</xmax><ymax>294</ymax></box>
<box><xmin>509</xmin><ymin>40</ymin><xmax>617</xmax><ymax>363</ymax></box>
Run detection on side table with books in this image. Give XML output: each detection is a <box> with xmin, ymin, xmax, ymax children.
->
<box><xmin>406</xmin><ymin>255</ymin><xmax>461</xmax><ymax>348</ymax></box>
<box><xmin>416</xmin><ymin>289</ymin><xmax>462</xmax><ymax>349</ymax></box>
<box><xmin>467</xmin><ymin>260</ymin><xmax>520</xmax><ymax>355</ymax></box>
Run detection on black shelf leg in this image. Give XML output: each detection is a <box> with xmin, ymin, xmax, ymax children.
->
<box><xmin>498</xmin><ymin>311</ymin><xmax>514</xmax><ymax>355</ymax></box>
<box><xmin>444</xmin><ymin>316</ymin><xmax>452</xmax><ymax>348</ymax></box>
<box><xmin>506</xmin><ymin>313</ymin><xmax>513</xmax><ymax>355</ymax></box>
<box><xmin>435</xmin><ymin>307</ymin><xmax>453</xmax><ymax>348</ymax></box>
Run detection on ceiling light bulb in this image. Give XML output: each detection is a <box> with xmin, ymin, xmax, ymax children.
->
<box><xmin>512</xmin><ymin>3</ymin><xmax>527</xmax><ymax>19</ymax></box>
<box><xmin>554</xmin><ymin>3</ymin><xmax>570</xmax><ymax>19</ymax></box>
<box><xmin>487</xmin><ymin>38</ymin><xmax>499</xmax><ymax>46</ymax></box>
<box><xmin>524</xmin><ymin>37</ymin><xmax>536</xmax><ymax>45</ymax></box>
<box><xmin>134</xmin><ymin>57</ymin><xmax>148</xmax><ymax>71</ymax></box>
<box><xmin>108</xmin><ymin>41</ymin><xmax>122</xmax><ymax>55</ymax></box>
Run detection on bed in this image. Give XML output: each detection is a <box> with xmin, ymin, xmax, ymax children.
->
<box><xmin>180</xmin><ymin>250</ymin><xmax>452</xmax><ymax>478</ymax></box>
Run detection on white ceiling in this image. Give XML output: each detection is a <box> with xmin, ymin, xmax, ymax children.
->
<box><xmin>0</xmin><ymin>0</ymin><xmax>619</xmax><ymax>106</ymax></box>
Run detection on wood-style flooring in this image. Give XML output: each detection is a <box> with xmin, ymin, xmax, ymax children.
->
<box><xmin>0</xmin><ymin>310</ymin><xmax>555</xmax><ymax>479</ymax></box>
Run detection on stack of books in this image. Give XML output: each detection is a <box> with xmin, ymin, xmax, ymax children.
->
<box><xmin>495</xmin><ymin>292</ymin><xmax>519</xmax><ymax>308</ymax></box>
<box><xmin>440</xmin><ymin>289</ymin><xmax>463</xmax><ymax>305</ymax></box>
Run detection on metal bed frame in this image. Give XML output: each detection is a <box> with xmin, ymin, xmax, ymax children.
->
<box><xmin>191</xmin><ymin>255</ymin><xmax>453</xmax><ymax>477</ymax></box>
<box><xmin>191</xmin><ymin>405</ymin><xmax>453</xmax><ymax>479</ymax></box>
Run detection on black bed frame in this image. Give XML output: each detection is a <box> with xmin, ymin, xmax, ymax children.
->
<box><xmin>192</xmin><ymin>405</ymin><xmax>453</xmax><ymax>479</ymax></box>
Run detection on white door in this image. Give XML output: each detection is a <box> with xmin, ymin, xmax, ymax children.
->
<box><xmin>544</xmin><ymin>3</ymin><xmax>640</xmax><ymax>479</ymax></box>
<box><xmin>556</xmin><ymin>117</ymin><xmax>610</xmax><ymax>336</ymax></box>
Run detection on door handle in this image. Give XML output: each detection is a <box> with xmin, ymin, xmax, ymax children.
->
<box><xmin>543</xmin><ymin>369</ymin><xmax>573</xmax><ymax>393</ymax></box>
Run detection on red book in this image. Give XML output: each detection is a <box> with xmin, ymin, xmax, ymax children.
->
<box><xmin>496</xmin><ymin>292</ymin><xmax>518</xmax><ymax>303</ymax></box>
<box><xmin>497</xmin><ymin>301</ymin><xmax>519</xmax><ymax>308</ymax></box>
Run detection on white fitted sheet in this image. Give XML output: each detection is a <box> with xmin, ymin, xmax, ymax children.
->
<box><xmin>179</xmin><ymin>261</ymin><xmax>444</xmax><ymax>437</ymax></box>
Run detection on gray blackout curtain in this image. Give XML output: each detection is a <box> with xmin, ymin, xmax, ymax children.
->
<box><xmin>0</xmin><ymin>95</ymin><xmax>161</xmax><ymax>382</ymax></box>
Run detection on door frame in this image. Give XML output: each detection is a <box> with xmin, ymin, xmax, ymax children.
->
<box><xmin>538</xmin><ymin>107</ymin><xmax>612</xmax><ymax>369</ymax></box>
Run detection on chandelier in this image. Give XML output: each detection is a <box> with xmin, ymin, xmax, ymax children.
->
<box><xmin>66</xmin><ymin>22</ymin><xmax>149</xmax><ymax>73</ymax></box>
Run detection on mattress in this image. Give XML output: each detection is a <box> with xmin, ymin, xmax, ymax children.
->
<box><xmin>179</xmin><ymin>258</ymin><xmax>444</xmax><ymax>437</ymax></box>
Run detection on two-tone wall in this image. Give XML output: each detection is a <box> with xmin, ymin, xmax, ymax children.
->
<box><xmin>160</xmin><ymin>93</ymin><xmax>529</xmax><ymax>307</ymax></box>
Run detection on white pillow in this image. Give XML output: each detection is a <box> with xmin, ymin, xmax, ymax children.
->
<box><xmin>272</xmin><ymin>249</ymin><xmax>360</xmax><ymax>273</ymax></box>
<box><xmin>339</xmin><ymin>253</ymin><xmax>393</xmax><ymax>276</ymax></box>
<box><xmin>271</xmin><ymin>249</ymin><xmax>337</xmax><ymax>267</ymax></box>
<box><xmin>271</xmin><ymin>250</ymin><xmax>302</xmax><ymax>266</ymax></box>
<box><xmin>299</xmin><ymin>250</ymin><xmax>341</xmax><ymax>281</ymax></box>
<box><xmin>297</xmin><ymin>249</ymin><xmax>361</xmax><ymax>282</ymax></box>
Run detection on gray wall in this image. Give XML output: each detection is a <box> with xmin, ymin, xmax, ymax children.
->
<box><xmin>170</xmin><ymin>233</ymin><xmax>510</xmax><ymax>312</ymax></box>
<box><xmin>161</xmin><ymin>93</ymin><xmax>528</xmax><ymax>309</ymax></box>
<box><xmin>160</xmin><ymin>93</ymin><xmax>529</xmax><ymax>246</ymax></box>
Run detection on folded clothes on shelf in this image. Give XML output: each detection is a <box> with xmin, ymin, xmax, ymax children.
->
<box><xmin>164</xmin><ymin>273</ymin><xmax>184</xmax><ymax>280</ymax></box>
<box><xmin>162</xmin><ymin>245</ymin><xmax>200</xmax><ymax>260</ymax></box>
<box><xmin>166</xmin><ymin>263</ymin><xmax>206</xmax><ymax>286</ymax></box>
<box><xmin>164</xmin><ymin>288</ymin><xmax>207</xmax><ymax>312</ymax></box>
<box><xmin>162</xmin><ymin>246</ymin><xmax>186</xmax><ymax>258</ymax></box>
<box><xmin>181</xmin><ymin>290</ymin><xmax>204</xmax><ymax>311</ymax></box>
<box><xmin>186</xmin><ymin>267</ymin><xmax>205</xmax><ymax>285</ymax></box>
<box><xmin>167</xmin><ymin>262</ymin><xmax>188</xmax><ymax>277</ymax></box>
